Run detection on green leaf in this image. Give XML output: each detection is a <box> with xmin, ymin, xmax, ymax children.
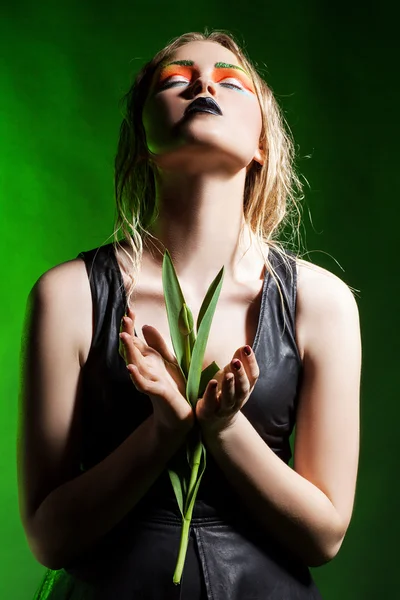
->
<box><xmin>167</xmin><ymin>468</ymin><xmax>185</xmax><ymax>517</ymax></box>
<box><xmin>186</xmin><ymin>266</ymin><xmax>225</xmax><ymax>406</ymax></box>
<box><xmin>175</xmin><ymin>361</ymin><xmax>188</xmax><ymax>386</ymax></box>
<box><xmin>178</xmin><ymin>303</ymin><xmax>194</xmax><ymax>336</ymax></box>
<box><xmin>199</xmin><ymin>361</ymin><xmax>220</xmax><ymax>398</ymax></box>
<box><xmin>118</xmin><ymin>318</ymin><xmax>127</xmax><ymax>363</ymax></box>
<box><xmin>186</xmin><ymin>304</ymin><xmax>197</xmax><ymax>357</ymax></box>
<box><xmin>162</xmin><ymin>250</ymin><xmax>187</xmax><ymax>371</ymax></box>
<box><xmin>186</xmin><ymin>436</ymin><xmax>193</xmax><ymax>469</ymax></box>
<box><xmin>118</xmin><ymin>338</ymin><xmax>126</xmax><ymax>363</ymax></box>
<box><xmin>179</xmin><ymin>303</ymin><xmax>196</xmax><ymax>378</ymax></box>
<box><xmin>196</xmin><ymin>266</ymin><xmax>224</xmax><ymax>332</ymax></box>
<box><xmin>182</xmin><ymin>474</ymin><xmax>188</xmax><ymax>496</ymax></box>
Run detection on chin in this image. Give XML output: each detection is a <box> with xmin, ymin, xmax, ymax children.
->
<box><xmin>149</xmin><ymin>127</ymin><xmax>256</xmax><ymax>172</ymax></box>
<box><xmin>157</xmin><ymin>148</ymin><xmax>251</xmax><ymax>175</ymax></box>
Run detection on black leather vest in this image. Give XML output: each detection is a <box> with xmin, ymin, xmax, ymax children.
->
<box><xmin>53</xmin><ymin>242</ymin><xmax>322</xmax><ymax>600</ymax></box>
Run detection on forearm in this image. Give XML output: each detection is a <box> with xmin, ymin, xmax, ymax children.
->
<box><xmin>202</xmin><ymin>411</ymin><xmax>344</xmax><ymax>567</ymax></box>
<box><xmin>30</xmin><ymin>415</ymin><xmax>188</xmax><ymax>569</ymax></box>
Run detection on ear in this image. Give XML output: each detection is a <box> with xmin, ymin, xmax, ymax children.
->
<box><xmin>253</xmin><ymin>145</ymin><xmax>265</xmax><ymax>166</ymax></box>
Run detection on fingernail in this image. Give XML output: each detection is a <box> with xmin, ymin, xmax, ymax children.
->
<box><xmin>243</xmin><ymin>345</ymin><xmax>252</xmax><ymax>356</ymax></box>
<box><xmin>232</xmin><ymin>359</ymin><xmax>241</xmax><ymax>370</ymax></box>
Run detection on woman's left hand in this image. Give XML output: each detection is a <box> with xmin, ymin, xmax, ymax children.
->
<box><xmin>195</xmin><ymin>345</ymin><xmax>260</xmax><ymax>436</ymax></box>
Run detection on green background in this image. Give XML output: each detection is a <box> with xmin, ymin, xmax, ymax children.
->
<box><xmin>2</xmin><ymin>1</ymin><xmax>397</xmax><ymax>598</ymax></box>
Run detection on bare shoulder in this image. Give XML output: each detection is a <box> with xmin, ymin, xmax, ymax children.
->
<box><xmin>31</xmin><ymin>257</ymin><xmax>93</xmax><ymax>366</ymax></box>
<box><xmin>294</xmin><ymin>256</ymin><xmax>360</xmax><ymax>355</ymax></box>
<box><xmin>36</xmin><ymin>256</ymin><xmax>89</xmax><ymax>291</ymax></box>
<box><xmin>295</xmin><ymin>256</ymin><xmax>359</xmax><ymax>312</ymax></box>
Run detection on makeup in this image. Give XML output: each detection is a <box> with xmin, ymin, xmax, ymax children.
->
<box><xmin>156</xmin><ymin>60</ymin><xmax>255</xmax><ymax>94</ymax></box>
<box><xmin>213</xmin><ymin>62</ymin><xmax>255</xmax><ymax>94</ymax></box>
<box><xmin>184</xmin><ymin>96</ymin><xmax>222</xmax><ymax>116</ymax></box>
<box><xmin>158</xmin><ymin>63</ymin><xmax>193</xmax><ymax>86</ymax></box>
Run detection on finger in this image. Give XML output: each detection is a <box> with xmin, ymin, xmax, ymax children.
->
<box><xmin>119</xmin><ymin>311</ymin><xmax>153</xmax><ymax>372</ymax></box>
<box><xmin>200</xmin><ymin>379</ymin><xmax>219</xmax><ymax>418</ymax></box>
<box><xmin>126</xmin><ymin>363</ymin><xmax>161</xmax><ymax>396</ymax></box>
<box><xmin>119</xmin><ymin>331</ymin><xmax>146</xmax><ymax>368</ymax></box>
<box><xmin>122</xmin><ymin>311</ymin><xmax>135</xmax><ymax>337</ymax></box>
<box><xmin>220</xmin><ymin>372</ymin><xmax>235</xmax><ymax>412</ymax></box>
<box><xmin>119</xmin><ymin>314</ymin><xmax>131</xmax><ymax>362</ymax></box>
<box><xmin>122</xmin><ymin>311</ymin><xmax>150</xmax><ymax>354</ymax></box>
<box><xmin>238</xmin><ymin>346</ymin><xmax>260</xmax><ymax>384</ymax></box>
<box><xmin>142</xmin><ymin>325</ymin><xmax>178</xmax><ymax>365</ymax></box>
<box><xmin>230</xmin><ymin>359</ymin><xmax>250</xmax><ymax>400</ymax></box>
<box><xmin>130</xmin><ymin>334</ymin><xmax>148</xmax><ymax>354</ymax></box>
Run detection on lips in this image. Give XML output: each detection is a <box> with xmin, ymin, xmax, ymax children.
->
<box><xmin>184</xmin><ymin>96</ymin><xmax>222</xmax><ymax>117</ymax></box>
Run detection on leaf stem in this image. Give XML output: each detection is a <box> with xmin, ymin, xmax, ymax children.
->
<box><xmin>183</xmin><ymin>333</ymin><xmax>191</xmax><ymax>379</ymax></box>
<box><xmin>172</xmin><ymin>515</ymin><xmax>191</xmax><ymax>585</ymax></box>
<box><xmin>184</xmin><ymin>438</ymin><xmax>202</xmax><ymax>513</ymax></box>
<box><xmin>172</xmin><ymin>432</ymin><xmax>204</xmax><ymax>585</ymax></box>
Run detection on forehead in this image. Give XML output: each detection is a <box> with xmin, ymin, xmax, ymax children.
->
<box><xmin>163</xmin><ymin>40</ymin><xmax>242</xmax><ymax>69</ymax></box>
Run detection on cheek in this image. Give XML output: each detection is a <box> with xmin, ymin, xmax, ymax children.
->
<box><xmin>142</xmin><ymin>96</ymin><xmax>180</xmax><ymax>152</ymax></box>
<box><xmin>231</xmin><ymin>100</ymin><xmax>263</xmax><ymax>146</ymax></box>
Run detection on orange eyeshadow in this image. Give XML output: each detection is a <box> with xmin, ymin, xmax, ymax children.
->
<box><xmin>156</xmin><ymin>63</ymin><xmax>255</xmax><ymax>94</ymax></box>
<box><xmin>158</xmin><ymin>65</ymin><xmax>194</xmax><ymax>84</ymax></box>
<box><xmin>212</xmin><ymin>68</ymin><xmax>255</xmax><ymax>93</ymax></box>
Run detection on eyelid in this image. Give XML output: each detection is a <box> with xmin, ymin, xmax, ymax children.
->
<box><xmin>219</xmin><ymin>76</ymin><xmax>243</xmax><ymax>85</ymax></box>
<box><xmin>158</xmin><ymin>74</ymin><xmax>190</xmax><ymax>89</ymax></box>
<box><xmin>166</xmin><ymin>74</ymin><xmax>190</xmax><ymax>81</ymax></box>
<box><xmin>213</xmin><ymin>68</ymin><xmax>254</xmax><ymax>92</ymax></box>
<box><xmin>156</xmin><ymin>65</ymin><xmax>254</xmax><ymax>92</ymax></box>
<box><xmin>158</xmin><ymin>65</ymin><xmax>196</xmax><ymax>85</ymax></box>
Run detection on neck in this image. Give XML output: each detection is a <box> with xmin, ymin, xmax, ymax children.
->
<box><xmin>143</xmin><ymin>168</ymin><xmax>264</xmax><ymax>294</ymax></box>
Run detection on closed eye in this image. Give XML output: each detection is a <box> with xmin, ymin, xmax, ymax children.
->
<box><xmin>219</xmin><ymin>81</ymin><xmax>243</xmax><ymax>90</ymax></box>
<box><xmin>218</xmin><ymin>77</ymin><xmax>245</xmax><ymax>91</ymax></box>
<box><xmin>162</xmin><ymin>78</ymin><xmax>242</xmax><ymax>91</ymax></box>
<box><xmin>158</xmin><ymin>76</ymin><xmax>190</xmax><ymax>90</ymax></box>
<box><xmin>158</xmin><ymin>76</ymin><xmax>248</xmax><ymax>93</ymax></box>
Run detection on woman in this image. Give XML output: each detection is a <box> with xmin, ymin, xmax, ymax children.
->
<box><xmin>18</xmin><ymin>30</ymin><xmax>361</xmax><ymax>599</ymax></box>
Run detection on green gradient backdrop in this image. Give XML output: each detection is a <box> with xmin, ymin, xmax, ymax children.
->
<box><xmin>2</xmin><ymin>1</ymin><xmax>397</xmax><ymax>598</ymax></box>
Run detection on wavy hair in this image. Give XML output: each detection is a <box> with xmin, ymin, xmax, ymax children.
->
<box><xmin>112</xmin><ymin>29</ymin><xmax>306</xmax><ymax>333</ymax></box>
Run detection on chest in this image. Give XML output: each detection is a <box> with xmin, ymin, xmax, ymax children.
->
<box><xmin>78</xmin><ymin>247</ymin><xmax>305</xmax><ymax>472</ymax></box>
<box><xmin>129</xmin><ymin>275</ymin><xmax>266</xmax><ymax>372</ymax></box>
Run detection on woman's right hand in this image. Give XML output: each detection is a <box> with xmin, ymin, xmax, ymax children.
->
<box><xmin>119</xmin><ymin>307</ymin><xmax>194</xmax><ymax>437</ymax></box>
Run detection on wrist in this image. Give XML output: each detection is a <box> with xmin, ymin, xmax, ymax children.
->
<box><xmin>153</xmin><ymin>413</ymin><xmax>193</xmax><ymax>445</ymax></box>
<box><xmin>198</xmin><ymin>411</ymin><xmax>240</xmax><ymax>441</ymax></box>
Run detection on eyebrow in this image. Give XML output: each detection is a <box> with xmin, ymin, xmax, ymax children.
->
<box><xmin>160</xmin><ymin>59</ymin><xmax>250</xmax><ymax>77</ymax></box>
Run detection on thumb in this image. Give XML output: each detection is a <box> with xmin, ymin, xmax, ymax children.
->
<box><xmin>196</xmin><ymin>379</ymin><xmax>219</xmax><ymax>420</ymax></box>
<box><xmin>141</xmin><ymin>325</ymin><xmax>178</xmax><ymax>365</ymax></box>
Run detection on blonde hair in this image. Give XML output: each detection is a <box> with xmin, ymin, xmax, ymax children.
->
<box><xmin>112</xmin><ymin>29</ymin><xmax>306</xmax><ymax>333</ymax></box>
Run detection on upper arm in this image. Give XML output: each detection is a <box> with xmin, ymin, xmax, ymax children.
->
<box><xmin>17</xmin><ymin>259</ymin><xmax>92</xmax><ymax>547</ymax></box>
<box><xmin>293</xmin><ymin>263</ymin><xmax>361</xmax><ymax>544</ymax></box>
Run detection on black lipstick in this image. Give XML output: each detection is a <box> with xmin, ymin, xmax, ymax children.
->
<box><xmin>184</xmin><ymin>96</ymin><xmax>222</xmax><ymax>117</ymax></box>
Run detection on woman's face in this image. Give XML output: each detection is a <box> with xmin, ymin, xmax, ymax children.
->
<box><xmin>142</xmin><ymin>40</ymin><xmax>264</xmax><ymax>173</ymax></box>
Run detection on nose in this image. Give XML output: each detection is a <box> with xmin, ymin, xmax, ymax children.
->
<box><xmin>189</xmin><ymin>74</ymin><xmax>217</xmax><ymax>98</ymax></box>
